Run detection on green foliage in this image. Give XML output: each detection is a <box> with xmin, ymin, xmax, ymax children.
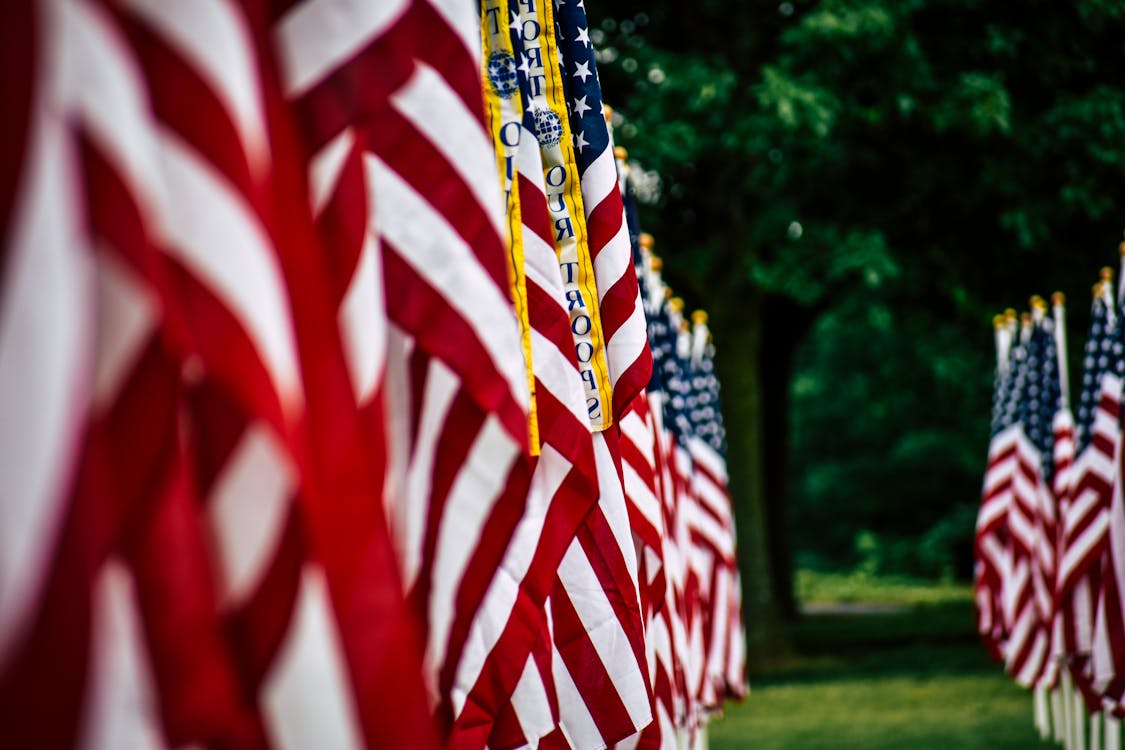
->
<box><xmin>594</xmin><ymin>0</ymin><xmax>1125</xmax><ymax>583</ymax></box>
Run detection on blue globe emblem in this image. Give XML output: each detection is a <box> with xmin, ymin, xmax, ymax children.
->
<box><xmin>533</xmin><ymin>108</ymin><xmax>564</xmax><ymax>147</ymax></box>
<box><xmin>487</xmin><ymin>52</ymin><xmax>518</xmax><ymax>99</ymax></box>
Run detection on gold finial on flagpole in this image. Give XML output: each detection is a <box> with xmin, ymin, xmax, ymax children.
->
<box><xmin>650</xmin><ymin>256</ymin><xmax>663</xmax><ymax>272</ymax></box>
<box><xmin>692</xmin><ymin>310</ymin><xmax>708</xmax><ymax>325</ymax></box>
<box><xmin>1030</xmin><ymin>295</ymin><xmax>1047</xmax><ymax>312</ymax></box>
<box><xmin>993</xmin><ymin>314</ymin><xmax>1006</xmax><ymax>329</ymax></box>
<box><xmin>639</xmin><ymin>232</ymin><xmax>655</xmax><ymax>249</ymax></box>
<box><xmin>1052</xmin><ymin>291</ymin><xmax>1065</xmax><ymax>307</ymax></box>
<box><xmin>1102</xmin><ymin>266</ymin><xmax>1115</xmax><ymax>281</ymax></box>
<box><xmin>603</xmin><ymin>104</ymin><xmax>614</xmax><ymax>125</ymax></box>
<box><xmin>669</xmin><ymin>296</ymin><xmax>684</xmax><ymax>313</ymax></box>
<box><xmin>614</xmin><ymin>146</ymin><xmax>628</xmax><ymax>160</ymax></box>
<box><xmin>1094</xmin><ymin>281</ymin><xmax>1105</xmax><ymax>298</ymax></box>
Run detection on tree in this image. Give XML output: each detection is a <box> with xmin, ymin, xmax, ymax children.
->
<box><xmin>593</xmin><ymin>0</ymin><xmax>1125</xmax><ymax>659</ymax></box>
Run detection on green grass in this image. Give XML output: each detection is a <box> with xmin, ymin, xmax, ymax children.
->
<box><xmin>707</xmin><ymin>571</ymin><xmax>1051</xmax><ymax>749</ymax></box>
<box><xmin>794</xmin><ymin>569</ymin><xmax>972</xmax><ymax>607</ymax></box>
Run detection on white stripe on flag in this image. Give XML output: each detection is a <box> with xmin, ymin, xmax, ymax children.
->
<box><xmin>276</xmin><ymin>0</ymin><xmax>409</xmax><ymax>97</ymax></box>
<box><xmin>262</xmin><ymin>566</ymin><xmax>365</xmax><ymax>750</ymax></box>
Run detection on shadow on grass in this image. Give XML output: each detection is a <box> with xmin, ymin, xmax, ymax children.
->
<box><xmin>753</xmin><ymin>599</ymin><xmax>991</xmax><ymax>683</ymax></box>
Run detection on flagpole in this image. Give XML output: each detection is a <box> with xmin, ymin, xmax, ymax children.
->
<box><xmin>1075</xmin><ymin>685</ymin><xmax>1088</xmax><ymax>750</ymax></box>
<box><xmin>1054</xmin><ymin>293</ymin><xmax>1070</xmax><ymax>406</ymax></box>
<box><xmin>994</xmin><ymin>314</ymin><xmax>1010</xmax><ymax>378</ymax></box>
<box><xmin>1053</xmin><ymin>685</ymin><xmax>1067</xmax><ymax>744</ymax></box>
<box><xmin>1107</xmin><ymin>715</ymin><xmax>1121</xmax><ymax>750</ymax></box>
<box><xmin>1118</xmin><ymin>237</ymin><xmax>1125</xmax><ymax>305</ymax></box>
<box><xmin>1102</xmin><ymin>267</ymin><xmax>1117</xmax><ymax>326</ymax></box>
<box><xmin>1035</xmin><ymin>683</ymin><xmax>1052</xmax><ymax>740</ymax></box>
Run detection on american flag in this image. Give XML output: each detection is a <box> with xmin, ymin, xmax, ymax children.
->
<box><xmin>1042</xmin><ymin>294</ymin><xmax>1075</xmax><ymax>693</ymax></box>
<box><xmin>686</xmin><ymin>311</ymin><xmax>747</xmax><ymax>705</ymax></box>
<box><xmin>1058</xmin><ymin>277</ymin><xmax>1122</xmax><ymax>701</ymax></box>
<box><xmin>976</xmin><ymin>312</ymin><xmax>1021</xmax><ymax>660</ymax></box>
<box><xmin>554</xmin><ymin>0</ymin><xmax>653</xmax><ymax>421</ymax></box>
<box><xmin>483</xmin><ymin>2</ymin><xmax>654</xmax><ymax>747</ymax></box>
<box><xmin>1001</xmin><ymin>305</ymin><xmax>1063</xmax><ymax>688</ymax></box>
<box><xmin>470</xmin><ymin>3</ymin><xmax>605</xmax><ymax>746</ymax></box>
<box><xmin>278</xmin><ymin>0</ymin><xmax>546</xmax><ymax>744</ymax></box>
<box><xmin>636</xmin><ymin>256</ymin><xmax>713</xmax><ymax>743</ymax></box>
<box><xmin>1091</xmin><ymin>262</ymin><xmax>1125</xmax><ymax>707</ymax></box>
<box><xmin>614</xmin><ymin>157</ymin><xmax>679</xmax><ymax>749</ymax></box>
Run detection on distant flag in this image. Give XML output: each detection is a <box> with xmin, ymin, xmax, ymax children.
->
<box><xmin>686</xmin><ymin>310</ymin><xmax>747</xmax><ymax>704</ymax></box>
<box><xmin>1000</xmin><ymin>300</ymin><xmax>1062</xmax><ymax>688</ymax></box>
<box><xmin>1040</xmin><ymin>294</ymin><xmax>1074</xmax><ymax>694</ymax></box>
<box><xmin>1058</xmin><ymin>273</ymin><xmax>1122</xmax><ymax>706</ymax></box>
<box><xmin>977</xmin><ymin>310</ymin><xmax>1021</xmax><ymax>661</ymax></box>
<box><xmin>614</xmin><ymin>166</ymin><xmax>679</xmax><ymax>750</ymax></box>
<box><xmin>1092</xmin><ymin>256</ymin><xmax>1125</xmax><ymax>707</ymax></box>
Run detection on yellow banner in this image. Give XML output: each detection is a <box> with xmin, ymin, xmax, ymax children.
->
<box><xmin>481</xmin><ymin>0</ymin><xmax>539</xmax><ymax>453</ymax></box>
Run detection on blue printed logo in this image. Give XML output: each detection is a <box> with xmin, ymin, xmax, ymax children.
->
<box><xmin>487</xmin><ymin>52</ymin><xmax>519</xmax><ymax>99</ymax></box>
<box><xmin>533</xmin><ymin>108</ymin><xmax>564</xmax><ymax>147</ymax></box>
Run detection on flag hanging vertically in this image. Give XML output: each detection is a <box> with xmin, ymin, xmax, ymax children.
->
<box><xmin>278</xmin><ymin>0</ymin><xmax>542</xmax><ymax>742</ymax></box>
<box><xmin>1002</xmin><ymin>302</ymin><xmax>1062</xmax><ymax>688</ymax></box>
<box><xmin>977</xmin><ymin>309</ymin><xmax>1021</xmax><ymax>661</ymax></box>
<box><xmin>554</xmin><ymin>0</ymin><xmax>653</xmax><ymax>421</ymax></box>
<box><xmin>1059</xmin><ymin>274</ymin><xmax>1122</xmax><ymax>704</ymax></box>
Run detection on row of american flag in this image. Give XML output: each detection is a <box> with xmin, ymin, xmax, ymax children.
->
<box><xmin>0</xmin><ymin>0</ymin><xmax>747</xmax><ymax>748</ymax></box>
<box><xmin>976</xmin><ymin>249</ymin><xmax>1125</xmax><ymax>749</ymax></box>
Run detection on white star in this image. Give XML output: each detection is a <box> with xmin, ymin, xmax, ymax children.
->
<box><xmin>573</xmin><ymin>60</ymin><xmax>592</xmax><ymax>83</ymax></box>
<box><xmin>575</xmin><ymin>130</ymin><xmax>589</xmax><ymax>153</ymax></box>
<box><xmin>573</xmin><ymin>94</ymin><xmax>591</xmax><ymax>117</ymax></box>
<box><xmin>577</xmin><ymin>0</ymin><xmax>585</xmax><ymax>9</ymax></box>
<box><xmin>510</xmin><ymin>10</ymin><xmax>521</xmax><ymax>34</ymax></box>
<box><xmin>575</xmin><ymin>27</ymin><xmax>590</xmax><ymax>47</ymax></box>
<box><xmin>518</xmin><ymin>53</ymin><xmax>532</xmax><ymax>78</ymax></box>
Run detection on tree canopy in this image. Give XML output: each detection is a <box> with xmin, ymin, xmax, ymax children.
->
<box><xmin>592</xmin><ymin>0</ymin><xmax>1125</xmax><ymax>647</ymax></box>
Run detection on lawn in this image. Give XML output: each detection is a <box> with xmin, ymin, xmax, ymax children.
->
<box><xmin>707</xmin><ymin>572</ymin><xmax>1051</xmax><ymax>750</ymax></box>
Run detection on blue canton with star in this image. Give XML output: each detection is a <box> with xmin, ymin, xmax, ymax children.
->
<box><xmin>688</xmin><ymin>337</ymin><xmax>728</xmax><ymax>458</ymax></box>
<box><xmin>553</xmin><ymin>0</ymin><xmax>611</xmax><ymax>170</ymax></box>
<box><xmin>1018</xmin><ymin>318</ymin><xmax>1063</xmax><ymax>482</ymax></box>
<box><xmin>995</xmin><ymin>334</ymin><xmax>1026</xmax><ymax>440</ymax></box>
<box><xmin>1075</xmin><ymin>295</ymin><xmax>1119</xmax><ymax>453</ymax></box>
<box><xmin>646</xmin><ymin>299</ymin><xmax>694</xmax><ymax>447</ymax></box>
<box><xmin>993</xmin><ymin>334</ymin><xmax>1023</xmax><ymax>438</ymax></box>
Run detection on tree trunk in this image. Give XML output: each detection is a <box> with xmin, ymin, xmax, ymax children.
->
<box><xmin>710</xmin><ymin>288</ymin><xmax>789</xmax><ymax>663</ymax></box>
<box><xmin>760</xmin><ymin>297</ymin><xmax>819</xmax><ymax>621</ymax></box>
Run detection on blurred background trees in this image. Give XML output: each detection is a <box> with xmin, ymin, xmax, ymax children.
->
<box><xmin>593</xmin><ymin>0</ymin><xmax>1125</xmax><ymax>656</ymax></box>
